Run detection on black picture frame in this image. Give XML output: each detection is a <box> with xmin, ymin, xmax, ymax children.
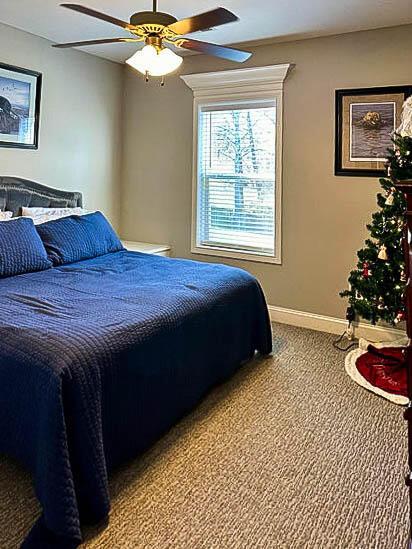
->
<box><xmin>0</xmin><ymin>62</ymin><xmax>42</xmax><ymax>150</ymax></box>
<box><xmin>335</xmin><ymin>85</ymin><xmax>412</xmax><ymax>177</ymax></box>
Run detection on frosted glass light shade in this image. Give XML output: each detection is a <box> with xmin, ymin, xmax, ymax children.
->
<box><xmin>126</xmin><ymin>45</ymin><xmax>183</xmax><ymax>77</ymax></box>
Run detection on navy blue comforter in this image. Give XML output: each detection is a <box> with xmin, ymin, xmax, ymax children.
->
<box><xmin>0</xmin><ymin>251</ymin><xmax>271</xmax><ymax>548</ymax></box>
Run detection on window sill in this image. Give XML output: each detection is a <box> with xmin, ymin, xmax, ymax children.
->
<box><xmin>191</xmin><ymin>245</ymin><xmax>281</xmax><ymax>265</ymax></box>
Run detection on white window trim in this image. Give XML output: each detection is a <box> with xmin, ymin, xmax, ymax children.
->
<box><xmin>181</xmin><ymin>64</ymin><xmax>293</xmax><ymax>265</ymax></box>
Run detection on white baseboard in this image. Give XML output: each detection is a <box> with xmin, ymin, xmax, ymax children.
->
<box><xmin>268</xmin><ymin>305</ymin><xmax>405</xmax><ymax>343</ymax></box>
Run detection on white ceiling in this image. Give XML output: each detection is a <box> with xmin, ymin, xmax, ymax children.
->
<box><xmin>0</xmin><ymin>0</ymin><xmax>411</xmax><ymax>63</ymax></box>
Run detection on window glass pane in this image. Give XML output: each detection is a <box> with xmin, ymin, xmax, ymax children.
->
<box><xmin>197</xmin><ymin>101</ymin><xmax>276</xmax><ymax>256</ymax></box>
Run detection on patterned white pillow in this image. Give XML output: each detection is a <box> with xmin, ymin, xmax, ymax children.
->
<box><xmin>0</xmin><ymin>211</ymin><xmax>13</xmax><ymax>221</ymax></box>
<box><xmin>21</xmin><ymin>207</ymin><xmax>86</xmax><ymax>225</ymax></box>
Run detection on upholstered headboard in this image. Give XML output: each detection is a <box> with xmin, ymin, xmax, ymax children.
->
<box><xmin>0</xmin><ymin>177</ymin><xmax>83</xmax><ymax>217</ymax></box>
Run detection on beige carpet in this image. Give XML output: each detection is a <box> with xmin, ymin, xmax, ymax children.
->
<box><xmin>0</xmin><ymin>323</ymin><xmax>408</xmax><ymax>548</ymax></box>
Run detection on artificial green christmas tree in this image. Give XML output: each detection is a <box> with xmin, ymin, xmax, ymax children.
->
<box><xmin>341</xmin><ymin>97</ymin><xmax>412</xmax><ymax>326</ymax></box>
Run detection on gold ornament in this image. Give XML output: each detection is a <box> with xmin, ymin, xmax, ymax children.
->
<box><xmin>385</xmin><ymin>193</ymin><xmax>394</xmax><ymax>206</ymax></box>
<box><xmin>378</xmin><ymin>245</ymin><xmax>388</xmax><ymax>260</ymax></box>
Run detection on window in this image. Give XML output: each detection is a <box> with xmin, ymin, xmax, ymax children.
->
<box><xmin>182</xmin><ymin>64</ymin><xmax>291</xmax><ymax>264</ymax></box>
<box><xmin>198</xmin><ymin>101</ymin><xmax>276</xmax><ymax>257</ymax></box>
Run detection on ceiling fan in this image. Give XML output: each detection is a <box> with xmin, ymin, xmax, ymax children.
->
<box><xmin>53</xmin><ymin>1</ymin><xmax>252</xmax><ymax>83</ymax></box>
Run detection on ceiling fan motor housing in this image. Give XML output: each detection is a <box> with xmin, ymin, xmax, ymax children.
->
<box><xmin>130</xmin><ymin>11</ymin><xmax>177</xmax><ymax>28</ymax></box>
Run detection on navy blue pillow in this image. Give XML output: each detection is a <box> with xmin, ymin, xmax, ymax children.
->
<box><xmin>0</xmin><ymin>217</ymin><xmax>52</xmax><ymax>277</ymax></box>
<box><xmin>36</xmin><ymin>211</ymin><xmax>124</xmax><ymax>266</ymax></box>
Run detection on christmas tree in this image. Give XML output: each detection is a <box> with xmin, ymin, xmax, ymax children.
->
<box><xmin>341</xmin><ymin>97</ymin><xmax>412</xmax><ymax>325</ymax></box>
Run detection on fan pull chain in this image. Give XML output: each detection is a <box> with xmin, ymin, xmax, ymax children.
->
<box><xmin>143</xmin><ymin>72</ymin><xmax>166</xmax><ymax>86</ymax></box>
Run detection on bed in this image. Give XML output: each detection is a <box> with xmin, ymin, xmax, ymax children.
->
<box><xmin>0</xmin><ymin>177</ymin><xmax>272</xmax><ymax>548</ymax></box>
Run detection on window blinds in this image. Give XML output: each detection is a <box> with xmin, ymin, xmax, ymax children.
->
<box><xmin>196</xmin><ymin>100</ymin><xmax>277</xmax><ymax>256</ymax></box>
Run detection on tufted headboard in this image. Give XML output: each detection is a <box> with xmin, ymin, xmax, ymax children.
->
<box><xmin>0</xmin><ymin>177</ymin><xmax>83</xmax><ymax>217</ymax></box>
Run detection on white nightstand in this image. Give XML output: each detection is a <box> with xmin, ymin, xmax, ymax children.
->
<box><xmin>122</xmin><ymin>240</ymin><xmax>171</xmax><ymax>257</ymax></box>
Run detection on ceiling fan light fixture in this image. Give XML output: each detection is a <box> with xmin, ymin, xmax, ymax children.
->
<box><xmin>126</xmin><ymin>44</ymin><xmax>183</xmax><ymax>77</ymax></box>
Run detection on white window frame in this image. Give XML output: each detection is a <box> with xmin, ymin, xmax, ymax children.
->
<box><xmin>181</xmin><ymin>64</ymin><xmax>292</xmax><ymax>265</ymax></box>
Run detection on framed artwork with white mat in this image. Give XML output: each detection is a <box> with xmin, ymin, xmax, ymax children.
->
<box><xmin>335</xmin><ymin>86</ymin><xmax>412</xmax><ymax>177</ymax></box>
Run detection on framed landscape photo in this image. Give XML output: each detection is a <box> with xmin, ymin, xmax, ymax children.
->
<box><xmin>0</xmin><ymin>62</ymin><xmax>42</xmax><ymax>149</ymax></box>
<box><xmin>335</xmin><ymin>86</ymin><xmax>412</xmax><ymax>177</ymax></box>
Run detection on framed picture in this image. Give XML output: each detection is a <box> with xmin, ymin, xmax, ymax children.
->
<box><xmin>335</xmin><ymin>86</ymin><xmax>412</xmax><ymax>177</ymax></box>
<box><xmin>0</xmin><ymin>62</ymin><xmax>42</xmax><ymax>149</ymax></box>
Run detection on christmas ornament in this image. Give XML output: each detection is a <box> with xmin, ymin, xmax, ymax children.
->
<box><xmin>378</xmin><ymin>245</ymin><xmax>388</xmax><ymax>260</ymax></box>
<box><xmin>362</xmin><ymin>262</ymin><xmax>371</xmax><ymax>277</ymax></box>
<box><xmin>385</xmin><ymin>192</ymin><xmax>394</xmax><ymax>206</ymax></box>
<box><xmin>395</xmin><ymin>311</ymin><xmax>406</xmax><ymax>324</ymax></box>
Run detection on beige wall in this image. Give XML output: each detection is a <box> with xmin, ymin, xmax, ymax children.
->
<box><xmin>0</xmin><ymin>23</ymin><xmax>123</xmax><ymax>226</ymax></box>
<box><xmin>120</xmin><ymin>24</ymin><xmax>412</xmax><ymax>319</ymax></box>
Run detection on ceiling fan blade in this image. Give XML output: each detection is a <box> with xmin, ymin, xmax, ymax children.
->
<box><xmin>53</xmin><ymin>37</ymin><xmax>140</xmax><ymax>48</ymax></box>
<box><xmin>60</xmin><ymin>4</ymin><xmax>133</xmax><ymax>30</ymax></box>
<box><xmin>179</xmin><ymin>38</ymin><xmax>251</xmax><ymax>63</ymax></box>
<box><xmin>168</xmin><ymin>8</ymin><xmax>237</xmax><ymax>36</ymax></box>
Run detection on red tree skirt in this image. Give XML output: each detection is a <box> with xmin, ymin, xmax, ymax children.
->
<box><xmin>345</xmin><ymin>344</ymin><xmax>408</xmax><ymax>405</ymax></box>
